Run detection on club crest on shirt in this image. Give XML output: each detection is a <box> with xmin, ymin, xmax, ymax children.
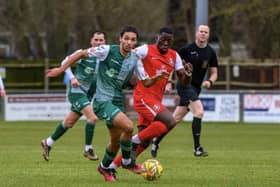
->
<box><xmin>169</xmin><ymin>58</ymin><xmax>174</xmax><ymax>66</ymax></box>
<box><xmin>153</xmin><ymin>104</ymin><xmax>160</xmax><ymax>111</ymax></box>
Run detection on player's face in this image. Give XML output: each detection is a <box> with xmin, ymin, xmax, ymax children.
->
<box><xmin>196</xmin><ymin>25</ymin><xmax>209</xmax><ymax>43</ymax></box>
<box><xmin>119</xmin><ymin>32</ymin><xmax>138</xmax><ymax>55</ymax></box>
<box><xmin>156</xmin><ymin>32</ymin><xmax>173</xmax><ymax>54</ymax></box>
<box><xmin>90</xmin><ymin>33</ymin><xmax>105</xmax><ymax>47</ymax></box>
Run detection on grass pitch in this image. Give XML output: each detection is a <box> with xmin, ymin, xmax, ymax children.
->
<box><xmin>0</xmin><ymin>121</ymin><xmax>279</xmax><ymax>187</ymax></box>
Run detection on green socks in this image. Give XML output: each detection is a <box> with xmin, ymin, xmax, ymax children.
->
<box><xmin>120</xmin><ymin>139</ymin><xmax>132</xmax><ymax>159</ymax></box>
<box><xmin>51</xmin><ymin>122</ymin><xmax>68</xmax><ymax>141</ymax></box>
<box><xmin>102</xmin><ymin>148</ymin><xmax>117</xmax><ymax>168</ymax></box>
<box><xmin>85</xmin><ymin>122</ymin><xmax>95</xmax><ymax>145</ymax></box>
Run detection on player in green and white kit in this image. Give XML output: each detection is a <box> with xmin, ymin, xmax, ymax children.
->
<box><xmin>41</xmin><ymin>31</ymin><xmax>106</xmax><ymax>161</ymax></box>
<box><xmin>47</xmin><ymin>26</ymin><xmax>169</xmax><ymax>182</ymax></box>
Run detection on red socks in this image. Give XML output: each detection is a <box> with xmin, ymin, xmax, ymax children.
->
<box><xmin>138</xmin><ymin>121</ymin><xmax>168</xmax><ymax>142</ymax></box>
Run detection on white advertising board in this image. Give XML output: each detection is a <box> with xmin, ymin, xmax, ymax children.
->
<box><xmin>5</xmin><ymin>94</ymin><xmax>70</xmax><ymax>121</ymax></box>
<box><xmin>243</xmin><ymin>94</ymin><xmax>280</xmax><ymax>123</ymax></box>
<box><xmin>183</xmin><ymin>94</ymin><xmax>240</xmax><ymax>122</ymax></box>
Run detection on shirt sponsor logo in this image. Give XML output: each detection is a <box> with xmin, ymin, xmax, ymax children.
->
<box><xmin>190</xmin><ymin>51</ymin><xmax>198</xmax><ymax>56</ymax></box>
<box><xmin>84</xmin><ymin>67</ymin><xmax>94</xmax><ymax>74</ymax></box>
<box><xmin>105</xmin><ymin>68</ymin><xmax>117</xmax><ymax>77</ymax></box>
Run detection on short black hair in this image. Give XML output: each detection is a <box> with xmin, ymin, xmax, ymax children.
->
<box><xmin>120</xmin><ymin>25</ymin><xmax>139</xmax><ymax>39</ymax></box>
<box><xmin>92</xmin><ymin>31</ymin><xmax>106</xmax><ymax>37</ymax></box>
<box><xmin>159</xmin><ymin>27</ymin><xmax>173</xmax><ymax>35</ymax></box>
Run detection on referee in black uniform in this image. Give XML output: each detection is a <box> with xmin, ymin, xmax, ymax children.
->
<box><xmin>151</xmin><ymin>25</ymin><xmax>218</xmax><ymax>157</ymax></box>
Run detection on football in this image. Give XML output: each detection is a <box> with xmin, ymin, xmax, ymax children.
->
<box><xmin>141</xmin><ymin>159</ymin><xmax>163</xmax><ymax>181</ymax></box>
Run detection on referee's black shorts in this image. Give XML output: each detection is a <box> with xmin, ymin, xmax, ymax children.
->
<box><xmin>176</xmin><ymin>83</ymin><xmax>201</xmax><ymax>106</ymax></box>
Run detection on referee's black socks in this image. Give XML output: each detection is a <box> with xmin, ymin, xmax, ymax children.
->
<box><xmin>192</xmin><ymin>117</ymin><xmax>202</xmax><ymax>149</ymax></box>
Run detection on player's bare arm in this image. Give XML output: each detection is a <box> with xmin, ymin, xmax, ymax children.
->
<box><xmin>202</xmin><ymin>67</ymin><xmax>218</xmax><ymax>88</ymax></box>
<box><xmin>46</xmin><ymin>50</ymin><xmax>89</xmax><ymax>77</ymax></box>
<box><xmin>141</xmin><ymin>70</ymin><xmax>170</xmax><ymax>87</ymax></box>
<box><xmin>176</xmin><ymin>61</ymin><xmax>193</xmax><ymax>85</ymax></box>
<box><xmin>164</xmin><ymin>71</ymin><xmax>174</xmax><ymax>94</ymax></box>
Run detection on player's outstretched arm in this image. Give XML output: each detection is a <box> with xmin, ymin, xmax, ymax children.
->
<box><xmin>46</xmin><ymin>50</ymin><xmax>89</xmax><ymax>78</ymax></box>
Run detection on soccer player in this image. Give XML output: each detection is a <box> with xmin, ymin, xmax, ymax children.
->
<box><xmin>0</xmin><ymin>76</ymin><xmax>5</xmax><ymax>97</ymax></box>
<box><xmin>46</xmin><ymin>26</ymin><xmax>170</xmax><ymax>182</ymax></box>
<box><xmin>40</xmin><ymin>31</ymin><xmax>106</xmax><ymax>161</ymax></box>
<box><xmin>151</xmin><ymin>24</ymin><xmax>218</xmax><ymax>157</ymax></box>
<box><xmin>109</xmin><ymin>27</ymin><xmax>192</xmax><ymax>169</ymax></box>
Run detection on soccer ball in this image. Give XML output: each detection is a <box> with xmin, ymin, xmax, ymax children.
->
<box><xmin>141</xmin><ymin>159</ymin><xmax>163</xmax><ymax>181</ymax></box>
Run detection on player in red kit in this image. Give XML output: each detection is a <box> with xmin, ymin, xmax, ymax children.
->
<box><xmin>110</xmin><ymin>27</ymin><xmax>192</xmax><ymax>169</ymax></box>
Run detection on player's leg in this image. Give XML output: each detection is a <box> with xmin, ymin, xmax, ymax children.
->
<box><xmin>173</xmin><ymin>106</ymin><xmax>190</xmax><ymax>123</ymax></box>
<box><xmin>150</xmin><ymin>105</ymin><xmax>189</xmax><ymax>157</ymax></box>
<box><xmin>189</xmin><ymin>99</ymin><xmax>208</xmax><ymax>156</ymax></box>
<box><xmin>81</xmin><ymin>104</ymin><xmax>98</xmax><ymax>160</ymax></box>
<box><xmin>110</xmin><ymin>124</ymin><xmax>149</xmax><ymax>169</ymax></box>
<box><xmin>131</xmin><ymin>101</ymin><xmax>175</xmax><ymax>159</ymax></box>
<box><xmin>94</xmin><ymin>102</ymin><xmax>140</xmax><ymax>181</ymax></box>
<box><xmin>112</xmin><ymin>112</ymin><xmax>142</xmax><ymax>173</ymax></box>
<box><xmin>151</xmin><ymin>84</ymin><xmax>193</xmax><ymax>157</ymax></box>
<box><xmin>97</xmin><ymin>127</ymin><xmax>121</xmax><ymax>182</ymax></box>
<box><xmin>68</xmin><ymin>92</ymin><xmax>99</xmax><ymax>160</ymax></box>
<box><xmin>133</xmin><ymin>96</ymin><xmax>173</xmax><ymax>141</ymax></box>
<box><xmin>41</xmin><ymin>111</ymin><xmax>80</xmax><ymax>161</ymax></box>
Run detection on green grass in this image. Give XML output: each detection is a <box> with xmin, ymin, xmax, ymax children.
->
<box><xmin>0</xmin><ymin>121</ymin><xmax>280</xmax><ymax>187</ymax></box>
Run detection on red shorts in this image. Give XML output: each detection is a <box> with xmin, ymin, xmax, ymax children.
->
<box><xmin>134</xmin><ymin>95</ymin><xmax>166</xmax><ymax>127</ymax></box>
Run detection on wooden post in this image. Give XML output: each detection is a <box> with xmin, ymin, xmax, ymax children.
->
<box><xmin>225</xmin><ymin>58</ymin><xmax>230</xmax><ymax>90</ymax></box>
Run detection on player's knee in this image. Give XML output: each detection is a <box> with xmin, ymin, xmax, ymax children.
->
<box><xmin>173</xmin><ymin>114</ymin><xmax>182</xmax><ymax>124</ymax></box>
<box><xmin>88</xmin><ymin>118</ymin><xmax>97</xmax><ymax>124</ymax></box>
<box><xmin>194</xmin><ymin>110</ymin><xmax>203</xmax><ymax>118</ymax></box>
<box><xmin>123</xmin><ymin>122</ymin><xmax>134</xmax><ymax>135</ymax></box>
<box><xmin>88</xmin><ymin>114</ymin><xmax>98</xmax><ymax>123</ymax></box>
<box><xmin>63</xmin><ymin>120</ymin><xmax>75</xmax><ymax>128</ymax></box>
<box><xmin>165</xmin><ymin>117</ymin><xmax>176</xmax><ymax>129</ymax></box>
<box><xmin>125</xmin><ymin>125</ymin><xmax>134</xmax><ymax>135</ymax></box>
<box><xmin>64</xmin><ymin>123</ymin><xmax>73</xmax><ymax>128</ymax></box>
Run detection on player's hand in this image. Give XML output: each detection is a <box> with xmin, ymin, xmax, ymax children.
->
<box><xmin>202</xmin><ymin>80</ymin><xmax>211</xmax><ymax>88</ymax></box>
<box><xmin>0</xmin><ymin>89</ymin><xmax>6</xmax><ymax>97</ymax></box>
<box><xmin>156</xmin><ymin>69</ymin><xmax>170</xmax><ymax>80</ymax></box>
<box><xmin>70</xmin><ymin>77</ymin><xmax>80</xmax><ymax>87</ymax></box>
<box><xmin>183</xmin><ymin>60</ymin><xmax>193</xmax><ymax>75</ymax></box>
<box><xmin>165</xmin><ymin>82</ymin><xmax>172</xmax><ymax>94</ymax></box>
<box><xmin>46</xmin><ymin>68</ymin><xmax>64</xmax><ymax>77</ymax></box>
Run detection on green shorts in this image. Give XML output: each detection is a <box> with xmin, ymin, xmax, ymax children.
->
<box><xmin>68</xmin><ymin>92</ymin><xmax>91</xmax><ymax>115</ymax></box>
<box><xmin>93</xmin><ymin>101</ymin><xmax>123</xmax><ymax>128</ymax></box>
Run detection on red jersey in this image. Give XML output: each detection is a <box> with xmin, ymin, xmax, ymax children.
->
<box><xmin>134</xmin><ymin>44</ymin><xmax>182</xmax><ymax>101</ymax></box>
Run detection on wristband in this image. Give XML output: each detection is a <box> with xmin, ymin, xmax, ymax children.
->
<box><xmin>208</xmin><ymin>79</ymin><xmax>213</xmax><ymax>87</ymax></box>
